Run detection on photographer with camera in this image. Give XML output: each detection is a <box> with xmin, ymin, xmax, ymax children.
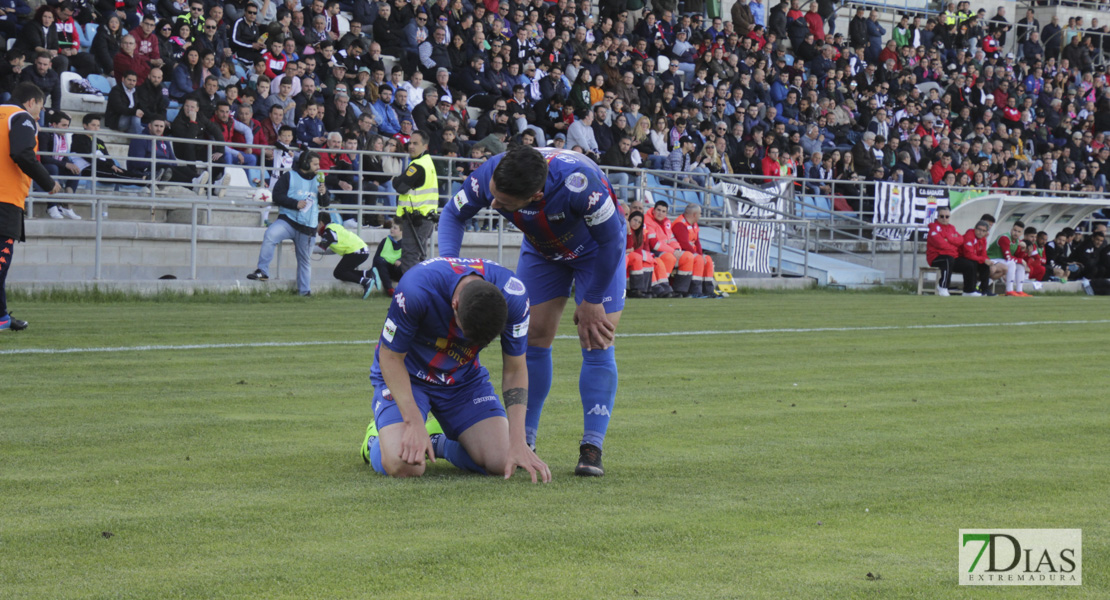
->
<box><xmin>392</xmin><ymin>130</ymin><xmax>438</xmax><ymax>273</ymax></box>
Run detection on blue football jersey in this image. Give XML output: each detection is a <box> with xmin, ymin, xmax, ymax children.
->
<box><xmin>371</xmin><ymin>257</ymin><xmax>530</xmax><ymax>387</ymax></box>
<box><xmin>439</xmin><ymin>149</ymin><xmax>626</xmax><ymax>304</ymax></box>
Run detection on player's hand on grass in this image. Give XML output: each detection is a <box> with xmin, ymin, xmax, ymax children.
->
<box><xmin>505</xmin><ymin>442</ymin><xmax>551</xmax><ymax>483</ymax></box>
<box><xmin>573</xmin><ymin>301</ymin><xmax>615</xmax><ymax>350</ymax></box>
<box><xmin>399</xmin><ymin>421</ymin><xmax>435</xmax><ymax>466</ymax></box>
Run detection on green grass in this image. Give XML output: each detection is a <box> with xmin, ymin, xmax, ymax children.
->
<box><xmin>1</xmin><ymin>291</ymin><xmax>1107</xmax><ymax>599</ymax></box>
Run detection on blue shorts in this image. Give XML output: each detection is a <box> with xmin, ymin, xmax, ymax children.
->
<box><xmin>370</xmin><ymin>375</ymin><xmax>506</xmax><ymax>439</ymax></box>
<box><xmin>516</xmin><ymin>244</ymin><xmax>626</xmax><ymax>313</ymax></box>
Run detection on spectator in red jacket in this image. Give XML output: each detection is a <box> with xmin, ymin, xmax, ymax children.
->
<box><xmin>956</xmin><ymin>220</ymin><xmax>992</xmax><ymax>296</ymax></box>
<box><xmin>926</xmin><ymin>206</ymin><xmax>964</xmax><ymax>296</ymax></box>
<box><xmin>930</xmin><ymin>152</ymin><xmax>953</xmax><ymax>184</ymax></box>
<box><xmin>761</xmin><ymin>145</ymin><xmax>782</xmax><ymax>178</ymax></box>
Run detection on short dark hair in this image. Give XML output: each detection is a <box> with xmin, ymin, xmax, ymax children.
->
<box><xmin>979</xmin><ymin>213</ymin><xmax>996</xmax><ymax>223</ymax></box>
<box><xmin>45</xmin><ymin>109</ymin><xmax>70</xmax><ymax>125</ymax></box>
<box><xmin>1024</xmin><ymin>226</ymin><xmax>1037</xmax><ymax>235</ymax></box>
<box><xmin>457</xmin><ymin>280</ymin><xmax>507</xmax><ymax>348</ymax></box>
<box><xmin>11</xmin><ymin>82</ymin><xmax>45</xmax><ymax>107</ymax></box>
<box><xmin>1014</xmin><ymin>220</ymin><xmax>1026</xmax><ymax>228</ymax></box>
<box><xmin>491</xmin><ymin>145</ymin><xmax>548</xmax><ymax>199</ymax></box>
<box><xmin>318</xmin><ymin>212</ymin><xmax>332</xmax><ymax>225</ymax></box>
<box><xmin>83</xmin><ymin>113</ymin><xmax>103</xmax><ymax>125</ymax></box>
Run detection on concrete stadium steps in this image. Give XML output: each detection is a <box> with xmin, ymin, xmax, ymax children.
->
<box><xmin>9</xmin><ymin>220</ymin><xmax>524</xmax><ymax>284</ymax></box>
<box><xmin>768</xmin><ymin>245</ymin><xmax>887</xmax><ymax>287</ymax></box>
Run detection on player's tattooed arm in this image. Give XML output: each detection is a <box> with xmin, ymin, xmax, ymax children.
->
<box><xmin>504</xmin><ymin>387</ymin><xmax>527</xmax><ymax>408</ymax></box>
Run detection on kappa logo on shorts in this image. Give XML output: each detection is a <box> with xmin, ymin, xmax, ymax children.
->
<box><xmin>472</xmin><ymin>395</ymin><xmax>498</xmax><ymax>405</ymax></box>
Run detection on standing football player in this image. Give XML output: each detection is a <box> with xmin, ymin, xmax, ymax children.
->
<box><xmin>438</xmin><ymin>146</ymin><xmax>626</xmax><ymax>476</ymax></box>
<box><xmin>363</xmin><ymin>256</ymin><xmax>550</xmax><ymax>483</ymax></box>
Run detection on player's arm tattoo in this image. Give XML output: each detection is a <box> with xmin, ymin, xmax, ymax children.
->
<box><xmin>504</xmin><ymin>387</ymin><xmax>527</xmax><ymax>408</ymax></box>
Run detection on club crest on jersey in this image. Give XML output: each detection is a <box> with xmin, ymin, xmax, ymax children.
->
<box><xmin>566</xmin><ymin>172</ymin><xmax>588</xmax><ymax>192</ymax></box>
<box><xmin>395</xmin><ymin>292</ymin><xmax>407</xmax><ymax>313</ymax></box>
<box><xmin>503</xmin><ymin>277</ymin><xmax>526</xmax><ymax>296</ymax></box>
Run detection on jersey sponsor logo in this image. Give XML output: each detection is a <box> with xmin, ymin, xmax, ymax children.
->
<box><xmin>512</xmin><ymin>317</ymin><xmax>529</xmax><ymax>338</ymax></box>
<box><xmin>548</xmin><ymin>211</ymin><xmax>566</xmax><ymax>221</ymax></box>
<box><xmin>395</xmin><ymin>292</ymin><xmax>407</xmax><ymax>313</ymax></box>
<box><xmin>405</xmin><ymin>164</ymin><xmax>418</xmax><ymax>176</ymax></box>
<box><xmin>382</xmin><ymin>318</ymin><xmax>397</xmax><ymax>342</ymax></box>
<box><xmin>566</xmin><ymin>172</ymin><xmax>588</xmax><ymax>192</ymax></box>
<box><xmin>587</xmin><ymin>404</ymin><xmax>611</xmax><ymax>417</ymax></box>
<box><xmin>517</xmin><ymin>209</ymin><xmax>540</xmax><ymax>216</ymax></box>
<box><xmin>453</xmin><ymin>189</ymin><xmax>468</xmax><ymax>211</ymax></box>
<box><xmin>504</xmin><ymin>277</ymin><xmax>526</xmax><ymax>296</ymax></box>
<box><xmin>472</xmin><ymin>395</ymin><xmax>498</xmax><ymax>405</ymax></box>
<box><xmin>585</xmin><ymin>196</ymin><xmax>615</xmax><ymax>227</ymax></box>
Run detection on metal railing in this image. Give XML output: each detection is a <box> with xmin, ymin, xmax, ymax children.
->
<box><xmin>28</xmin><ymin>126</ymin><xmax>1110</xmax><ymax>282</ymax></box>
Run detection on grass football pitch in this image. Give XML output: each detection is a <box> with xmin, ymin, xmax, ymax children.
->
<box><xmin>1</xmin><ymin>290</ymin><xmax>1107</xmax><ymax>599</ymax></box>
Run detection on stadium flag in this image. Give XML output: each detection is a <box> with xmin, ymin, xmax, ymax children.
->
<box><xmin>949</xmin><ymin>188</ymin><xmax>986</xmax><ymax>209</ymax></box>
<box><xmin>725</xmin><ymin>182</ymin><xmax>789</xmax><ymax>273</ymax></box>
<box><xmin>873</xmin><ymin>182</ymin><xmax>950</xmax><ymax>240</ymax></box>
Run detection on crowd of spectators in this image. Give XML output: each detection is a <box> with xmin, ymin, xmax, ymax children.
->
<box><xmin>1</xmin><ymin>0</ymin><xmax>1110</xmax><ymax>222</ymax></box>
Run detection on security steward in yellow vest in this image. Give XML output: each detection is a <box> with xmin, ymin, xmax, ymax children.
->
<box><xmin>391</xmin><ymin>130</ymin><xmax>438</xmax><ymax>273</ymax></box>
<box><xmin>315</xmin><ymin>212</ymin><xmax>374</xmax><ymax>295</ymax></box>
<box><xmin>372</xmin><ymin>218</ymin><xmax>404</xmax><ymax>296</ymax></box>
<box><xmin>1</xmin><ymin>83</ymin><xmax>62</xmax><ymax>332</ymax></box>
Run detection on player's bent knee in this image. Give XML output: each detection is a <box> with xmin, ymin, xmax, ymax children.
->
<box><xmin>381</xmin><ymin>457</ymin><xmax>426</xmax><ymax>478</ymax></box>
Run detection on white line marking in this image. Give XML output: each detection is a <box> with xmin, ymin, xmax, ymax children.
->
<box><xmin>3</xmin><ymin>319</ymin><xmax>1109</xmax><ymax>356</ymax></box>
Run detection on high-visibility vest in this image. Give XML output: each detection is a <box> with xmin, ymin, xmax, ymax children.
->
<box><xmin>324</xmin><ymin>222</ymin><xmax>367</xmax><ymax>255</ymax></box>
<box><xmin>380</xmin><ymin>236</ymin><xmax>402</xmax><ymax>264</ymax></box>
<box><xmin>396</xmin><ymin>152</ymin><xmax>439</xmax><ymax>217</ymax></box>
<box><xmin>957</xmin><ymin>10</ymin><xmax>973</xmax><ymax>24</ymax></box>
<box><xmin>943</xmin><ymin>11</ymin><xmax>957</xmax><ymax>26</ymax></box>
<box><xmin>674</xmin><ymin>215</ymin><xmax>701</xmax><ymax>253</ymax></box>
<box><xmin>0</xmin><ymin>105</ymin><xmax>35</xmax><ymax>211</ymax></box>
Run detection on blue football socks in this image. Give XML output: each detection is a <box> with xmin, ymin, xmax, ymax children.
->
<box><xmin>433</xmin><ymin>434</ymin><xmax>486</xmax><ymax>474</ymax></box>
<box><xmin>369</xmin><ymin>437</ymin><xmax>385</xmax><ymax>475</ymax></box>
<box><xmin>579</xmin><ymin>346</ymin><xmax>617</xmax><ymax>451</ymax></box>
<box><xmin>524</xmin><ymin>345</ymin><xmax>554</xmax><ymax>448</ymax></box>
<box><xmin>371</xmin><ymin>433</ymin><xmax>486</xmax><ymax>475</ymax></box>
